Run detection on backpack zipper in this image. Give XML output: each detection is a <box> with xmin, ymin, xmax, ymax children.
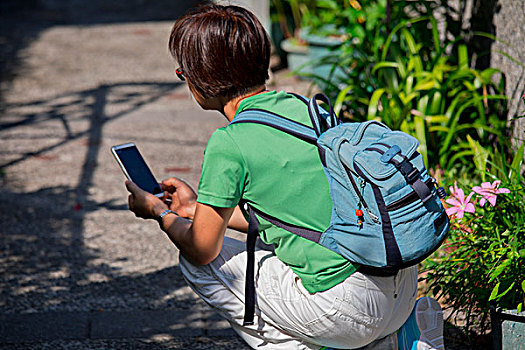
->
<box><xmin>386</xmin><ymin>178</ymin><xmax>434</xmax><ymax>211</ymax></box>
<box><xmin>343</xmin><ymin>163</ymin><xmax>380</xmax><ymax>224</ymax></box>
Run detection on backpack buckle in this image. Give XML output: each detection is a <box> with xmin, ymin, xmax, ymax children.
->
<box><xmin>398</xmin><ymin>159</ymin><xmax>420</xmax><ymax>183</ymax></box>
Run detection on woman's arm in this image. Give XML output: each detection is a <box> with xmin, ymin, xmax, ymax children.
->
<box><xmin>159</xmin><ymin>203</ymin><xmax>234</xmax><ymax>265</ymax></box>
<box><xmin>125</xmin><ymin>178</ymin><xmax>247</xmax><ymax>265</ymax></box>
<box><xmin>228</xmin><ymin>205</ymin><xmax>249</xmax><ymax>232</ymax></box>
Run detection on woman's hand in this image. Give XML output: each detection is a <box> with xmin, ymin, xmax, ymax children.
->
<box><xmin>161</xmin><ymin>177</ymin><xmax>197</xmax><ymax>219</ymax></box>
<box><xmin>126</xmin><ymin>181</ymin><xmax>168</xmax><ymax>220</ymax></box>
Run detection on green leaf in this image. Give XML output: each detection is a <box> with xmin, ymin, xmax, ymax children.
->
<box><xmin>518</xmin><ymin>303</ymin><xmax>523</xmax><ymax>313</ymax></box>
<box><xmin>430</xmin><ymin>17</ymin><xmax>440</xmax><ymax>53</ymax></box>
<box><xmin>428</xmin><ymin>126</ymin><xmax>449</xmax><ymax>133</ymax></box>
<box><xmin>501</xmin><ymin>282</ymin><xmax>516</xmax><ymax>299</ymax></box>
<box><xmin>427</xmin><ymin>91</ymin><xmax>443</xmax><ymax>115</ymax></box>
<box><xmin>372</xmin><ymin>62</ymin><xmax>401</xmax><ymax>74</ymax></box>
<box><xmin>401</xmin><ymin>28</ymin><xmax>418</xmax><ymax>55</ymax></box>
<box><xmin>440</xmin><ymin>95</ymin><xmax>507</xmax><ymax>156</ymax></box>
<box><xmin>395</xmin><ymin>56</ymin><xmax>407</xmax><ymax>79</ymax></box>
<box><xmin>489</xmin><ymin>281</ymin><xmax>515</xmax><ymax>301</ymax></box>
<box><xmin>489</xmin><ymin>282</ymin><xmax>500</xmax><ymax>301</ymax></box>
<box><xmin>400</xmin><ymin>92</ymin><xmax>418</xmax><ymax>105</ymax></box>
<box><xmin>492</xmin><ymin>49</ymin><xmax>525</xmax><ymax>69</ymax></box>
<box><xmin>522</xmin><ymin>280</ymin><xmax>525</xmax><ymax>293</ymax></box>
<box><xmin>414</xmin><ymin>80</ymin><xmax>437</xmax><ymax>91</ymax></box>
<box><xmin>480</xmin><ymin>68</ymin><xmax>501</xmax><ymax>83</ymax></box>
<box><xmin>425</xmin><ymin>115</ymin><xmax>449</xmax><ymax>124</ymax></box>
<box><xmin>458</xmin><ymin>45</ymin><xmax>469</xmax><ymax>70</ymax></box>
<box><xmin>367</xmin><ymin>89</ymin><xmax>386</xmax><ymax>120</ymax></box>
<box><xmin>446</xmin><ymin>150</ymin><xmax>474</xmax><ymax>169</ymax></box>
<box><xmin>466</xmin><ymin>135</ymin><xmax>489</xmax><ymax>180</ymax></box>
<box><xmin>489</xmin><ymin>260</ymin><xmax>511</xmax><ymax>283</ymax></box>
<box><xmin>334</xmin><ymin>85</ymin><xmax>354</xmax><ymax>116</ymax></box>
<box><xmin>509</xmin><ymin>142</ymin><xmax>525</xmax><ymax>180</ymax></box>
<box><xmin>400</xmin><ymin>28</ymin><xmax>423</xmax><ymax>73</ymax></box>
<box><xmin>382</xmin><ymin>17</ymin><xmax>430</xmax><ymax>61</ymax></box>
<box><xmin>414</xmin><ymin>115</ymin><xmax>428</xmax><ymax>166</ymax></box>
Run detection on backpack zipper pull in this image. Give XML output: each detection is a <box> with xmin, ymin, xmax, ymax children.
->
<box><xmin>359</xmin><ymin>178</ymin><xmax>380</xmax><ymax>224</ymax></box>
<box><xmin>366</xmin><ymin>208</ymin><xmax>380</xmax><ymax>223</ymax></box>
<box><xmin>355</xmin><ymin>209</ymin><xmax>364</xmax><ymax>227</ymax></box>
<box><xmin>346</xmin><ymin>168</ymin><xmax>381</xmax><ymax>224</ymax></box>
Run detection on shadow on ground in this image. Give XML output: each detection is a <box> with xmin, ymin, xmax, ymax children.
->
<box><xmin>0</xmin><ymin>81</ymin><xmax>182</xmax><ymax>169</ymax></box>
<box><xmin>0</xmin><ymin>80</ymin><xmax>191</xmax><ymax>311</ymax></box>
<box><xmin>0</xmin><ymin>0</ymin><xmax>205</xmax><ymax>107</ymax></box>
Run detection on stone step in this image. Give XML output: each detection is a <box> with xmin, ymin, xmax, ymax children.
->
<box><xmin>1</xmin><ymin>309</ymin><xmax>235</xmax><ymax>343</ymax></box>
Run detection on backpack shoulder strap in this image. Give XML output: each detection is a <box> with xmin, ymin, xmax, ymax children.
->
<box><xmin>240</xmin><ymin>202</ymin><xmax>322</xmax><ymax>326</ymax></box>
<box><xmin>230</xmin><ymin>109</ymin><xmax>318</xmax><ymax>144</ymax></box>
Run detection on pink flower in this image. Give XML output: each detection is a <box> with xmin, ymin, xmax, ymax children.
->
<box><xmin>446</xmin><ymin>182</ymin><xmax>475</xmax><ymax>219</ymax></box>
<box><xmin>472</xmin><ymin>180</ymin><xmax>510</xmax><ymax>207</ymax></box>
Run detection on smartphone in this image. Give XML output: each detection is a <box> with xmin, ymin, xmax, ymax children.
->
<box><xmin>111</xmin><ymin>142</ymin><xmax>164</xmax><ymax>198</ymax></box>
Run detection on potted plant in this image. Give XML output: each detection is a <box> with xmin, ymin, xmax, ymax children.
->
<box><xmin>273</xmin><ymin>0</ymin><xmax>365</xmax><ymax>79</ymax></box>
<box><xmin>272</xmin><ymin>0</ymin><xmax>312</xmax><ymax>74</ymax></box>
<box><xmin>491</xmin><ymin>306</ymin><xmax>525</xmax><ymax>350</ymax></box>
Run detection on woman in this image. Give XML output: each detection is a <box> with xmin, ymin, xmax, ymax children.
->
<box><xmin>125</xmin><ymin>4</ymin><xmax>443</xmax><ymax>349</ymax></box>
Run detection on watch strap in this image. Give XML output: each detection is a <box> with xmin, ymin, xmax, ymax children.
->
<box><xmin>157</xmin><ymin>209</ymin><xmax>177</xmax><ymax>223</ymax></box>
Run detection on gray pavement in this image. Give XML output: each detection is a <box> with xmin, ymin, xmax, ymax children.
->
<box><xmin>0</xmin><ymin>1</ymin><xmax>313</xmax><ymax>349</ymax></box>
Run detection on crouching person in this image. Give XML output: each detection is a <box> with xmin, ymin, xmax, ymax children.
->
<box><xmin>125</xmin><ymin>4</ymin><xmax>444</xmax><ymax>349</ymax></box>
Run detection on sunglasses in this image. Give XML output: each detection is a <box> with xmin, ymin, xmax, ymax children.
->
<box><xmin>175</xmin><ymin>67</ymin><xmax>185</xmax><ymax>81</ymax></box>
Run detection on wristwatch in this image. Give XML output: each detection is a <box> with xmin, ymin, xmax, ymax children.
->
<box><xmin>157</xmin><ymin>209</ymin><xmax>177</xmax><ymax>223</ymax></box>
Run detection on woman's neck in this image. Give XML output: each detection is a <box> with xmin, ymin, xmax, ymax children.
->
<box><xmin>223</xmin><ymin>86</ymin><xmax>267</xmax><ymax>121</ymax></box>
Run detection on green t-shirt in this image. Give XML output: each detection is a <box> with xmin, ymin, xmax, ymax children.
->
<box><xmin>197</xmin><ymin>90</ymin><xmax>357</xmax><ymax>293</ymax></box>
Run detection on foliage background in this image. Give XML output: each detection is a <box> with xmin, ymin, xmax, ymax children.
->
<box><xmin>274</xmin><ymin>0</ymin><xmax>525</xmax><ymax>343</ymax></box>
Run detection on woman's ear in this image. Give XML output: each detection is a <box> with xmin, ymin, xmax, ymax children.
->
<box><xmin>187</xmin><ymin>82</ymin><xmax>225</xmax><ymax>112</ymax></box>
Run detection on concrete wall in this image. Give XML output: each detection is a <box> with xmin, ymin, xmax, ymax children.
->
<box><xmin>453</xmin><ymin>0</ymin><xmax>524</xmax><ymax>144</ymax></box>
<box><xmin>491</xmin><ymin>0</ymin><xmax>525</xmax><ymax>144</ymax></box>
<box><xmin>213</xmin><ymin>0</ymin><xmax>271</xmax><ymax>35</ymax></box>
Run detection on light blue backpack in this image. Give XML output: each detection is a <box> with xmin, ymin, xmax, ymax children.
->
<box><xmin>232</xmin><ymin>93</ymin><xmax>449</xmax><ymax>325</ymax></box>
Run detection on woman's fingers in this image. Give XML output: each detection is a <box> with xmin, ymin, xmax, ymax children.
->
<box><xmin>161</xmin><ymin>178</ymin><xmax>179</xmax><ymax>192</ymax></box>
<box><xmin>125</xmin><ymin>180</ymin><xmax>142</xmax><ymax>195</ymax></box>
<box><xmin>124</xmin><ymin>180</ymin><xmax>166</xmax><ymax>219</ymax></box>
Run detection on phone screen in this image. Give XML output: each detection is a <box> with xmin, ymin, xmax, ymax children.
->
<box><xmin>113</xmin><ymin>144</ymin><xmax>162</xmax><ymax>195</ymax></box>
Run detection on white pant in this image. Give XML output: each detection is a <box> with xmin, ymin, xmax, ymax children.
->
<box><xmin>180</xmin><ymin>237</ymin><xmax>417</xmax><ymax>349</ymax></box>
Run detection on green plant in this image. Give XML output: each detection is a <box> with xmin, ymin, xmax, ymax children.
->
<box><xmin>300</xmin><ymin>0</ymin><xmax>368</xmax><ymax>39</ymax></box>
<box><xmin>372</xmin><ymin>23</ymin><xmax>508</xmax><ymax>171</ymax></box>
<box><xmin>316</xmin><ymin>16</ymin><xmax>509</xmax><ymax>173</ymax></box>
<box><xmin>422</xmin><ymin>142</ymin><xmax>525</xmax><ymax>339</ymax></box>
<box><xmin>273</xmin><ymin>0</ymin><xmax>395</xmax><ymax>43</ymax></box>
<box><xmin>294</xmin><ymin>1</ymin><xmax>416</xmax><ymax>101</ymax></box>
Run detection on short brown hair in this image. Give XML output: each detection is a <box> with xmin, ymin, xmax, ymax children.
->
<box><xmin>168</xmin><ymin>4</ymin><xmax>271</xmax><ymax>100</ymax></box>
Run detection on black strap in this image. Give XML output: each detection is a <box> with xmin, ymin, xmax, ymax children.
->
<box><xmin>375</xmin><ymin>144</ymin><xmax>432</xmax><ymax>204</ymax></box>
<box><xmin>307</xmin><ymin>93</ymin><xmax>338</xmax><ymax>137</ymax></box>
<box><xmin>249</xmin><ymin>206</ymin><xmax>323</xmax><ymax>243</ymax></box>
<box><xmin>243</xmin><ymin>205</ymin><xmax>259</xmax><ymax>326</ymax></box>
<box><xmin>393</xmin><ymin>158</ymin><xmax>433</xmax><ymax>203</ymax></box>
<box><xmin>292</xmin><ymin>91</ymin><xmax>339</xmax><ymax>132</ymax></box>
<box><xmin>241</xmin><ymin>204</ymin><xmax>322</xmax><ymax>325</ymax></box>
